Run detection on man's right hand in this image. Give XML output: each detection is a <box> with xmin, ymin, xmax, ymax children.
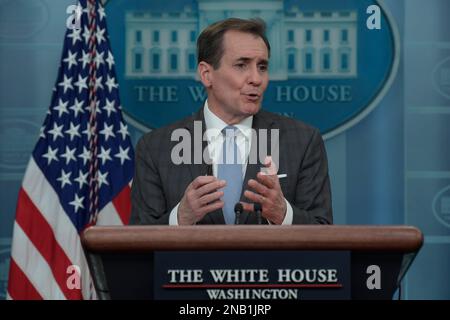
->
<box><xmin>178</xmin><ymin>176</ymin><xmax>226</xmax><ymax>225</ymax></box>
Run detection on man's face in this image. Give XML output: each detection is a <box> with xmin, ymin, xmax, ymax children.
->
<box><xmin>205</xmin><ymin>30</ymin><xmax>269</xmax><ymax>123</ymax></box>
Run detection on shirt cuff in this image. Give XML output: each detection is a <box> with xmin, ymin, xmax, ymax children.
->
<box><xmin>169</xmin><ymin>203</ymin><xmax>180</xmax><ymax>225</ymax></box>
<box><xmin>281</xmin><ymin>198</ymin><xmax>293</xmax><ymax>225</ymax></box>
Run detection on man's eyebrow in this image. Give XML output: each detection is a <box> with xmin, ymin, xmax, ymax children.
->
<box><xmin>235</xmin><ymin>57</ymin><xmax>269</xmax><ymax>64</ymax></box>
<box><xmin>235</xmin><ymin>57</ymin><xmax>252</xmax><ymax>63</ymax></box>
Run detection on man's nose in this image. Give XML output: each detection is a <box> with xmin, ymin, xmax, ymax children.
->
<box><xmin>247</xmin><ymin>65</ymin><xmax>263</xmax><ymax>86</ymax></box>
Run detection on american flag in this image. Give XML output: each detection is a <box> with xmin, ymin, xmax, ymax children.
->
<box><xmin>7</xmin><ymin>0</ymin><xmax>134</xmax><ymax>299</ymax></box>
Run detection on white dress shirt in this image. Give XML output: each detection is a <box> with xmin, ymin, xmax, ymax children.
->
<box><xmin>169</xmin><ymin>100</ymin><xmax>293</xmax><ymax>225</ymax></box>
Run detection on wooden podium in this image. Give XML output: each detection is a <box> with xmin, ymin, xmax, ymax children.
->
<box><xmin>81</xmin><ymin>225</ymin><xmax>423</xmax><ymax>300</ymax></box>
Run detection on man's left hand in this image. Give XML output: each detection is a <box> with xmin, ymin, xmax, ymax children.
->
<box><xmin>241</xmin><ymin>171</ymin><xmax>287</xmax><ymax>225</ymax></box>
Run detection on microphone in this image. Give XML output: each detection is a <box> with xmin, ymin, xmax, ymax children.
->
<box><xmin>234</xmin><ymin>203</ymin><xmax>243</xmax><ymax>225</ymax></box>
<box><xmin>205</xmin><ymin>164</ymin><xmax>213</xmax><ymax>176</ymax></box>
<box><xmin>254</xmin><ymin>203</ymin><xmax>262</xmax><ymax>225</ymax></box>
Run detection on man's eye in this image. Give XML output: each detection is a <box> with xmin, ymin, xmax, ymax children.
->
<box><xmin>259</xmin><ymin>65</ymin><xmax>268</xmax><ymax>72</ymax></box>
<box><xmin>235</xmin><ymin>63</ymin><xmax>246</xmax><ymax>69</ymax></box>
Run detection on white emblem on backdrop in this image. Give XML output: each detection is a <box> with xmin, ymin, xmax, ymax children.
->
<box><xmin>124</xmin><ymin>0</ymin><xmax>358</xmax><ymax>80</ymax></box>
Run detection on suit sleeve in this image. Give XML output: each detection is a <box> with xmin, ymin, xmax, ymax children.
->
<box><xmin>129</xmin><ymin>135</ymin><xmax>171</xmax><ymax>225</ymax></box>
<box><xmin>290</xmin><ymin>128</ymin><xmax>333</xmax><ymax>224</ymax></box>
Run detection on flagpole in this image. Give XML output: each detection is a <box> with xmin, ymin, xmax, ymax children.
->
<box><xmin>87</xmin><ymin>0</ymin><xmax>100</xmax><ymax>225</ymax></box>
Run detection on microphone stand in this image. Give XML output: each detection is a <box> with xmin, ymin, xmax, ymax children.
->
<box><xmin>234</xmin><ymin>203</ymin><xmax>243</xmax><ymax>225</ymax></box>
<box><xmin>254</xmin><ymin>203</ymin><xmax>262</xmax><ymax>225</ymax></box>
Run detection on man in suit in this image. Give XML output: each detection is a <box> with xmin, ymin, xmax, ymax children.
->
<box><xmin>130</xmin><ymin>18</ymin><xmax>332</xmax><ymax>225</ymax></box>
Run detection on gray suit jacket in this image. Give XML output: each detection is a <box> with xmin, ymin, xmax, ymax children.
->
<box><xmin>130</xmin><ymin>108</ymin><xmax>332</xmax><ymax>225</ymax></box>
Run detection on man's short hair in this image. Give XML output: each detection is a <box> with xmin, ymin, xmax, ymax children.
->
<box><xmin>197</xmin><ymin>17</ymin><xmax>271</xmax><ymax>69</ymax></box>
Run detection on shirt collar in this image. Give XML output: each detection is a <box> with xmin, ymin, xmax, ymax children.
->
<box><xmin>203</xmin><ymin>100</ymin><xmax>253</xmax><ymax>140</ymax></box>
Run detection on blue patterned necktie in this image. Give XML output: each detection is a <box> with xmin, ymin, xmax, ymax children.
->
<box><xmin>217</xmin><ymin>126</ymin><xmax>243</xmax><ymax>224</ymax></box>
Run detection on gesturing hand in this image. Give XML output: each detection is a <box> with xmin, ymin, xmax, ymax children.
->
<box><xmin>178</xmin><ymin>176</ymin><xmax>226</xmax><ymax>225</ymax></box>
<box><xmin>241</xmin><ymin>156</ymin><xmax>287</xmax><ymax>225</ymax></box>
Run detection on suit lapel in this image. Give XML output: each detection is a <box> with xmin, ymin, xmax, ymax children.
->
<box><xmin>185</xmin><ymin>109</ymin><xmax>209</xmax><ymax>180</ymax></box>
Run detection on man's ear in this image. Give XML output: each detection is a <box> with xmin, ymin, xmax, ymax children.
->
<box><xmin>198</xmin><ymin>61</ymin><xmax>212</xmax><ymax>88</ymax></box>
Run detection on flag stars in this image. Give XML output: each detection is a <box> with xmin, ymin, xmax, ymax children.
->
<box><xmin>69</xmin><ymin>98</ymin><xmax>85</xmax><ymax>117</ymax></box>
<box><xmin>94</xmin><ymin>50</ymin><xmax>104</xmax><ymax>67</ymax></box>
<box><xmin>82</xmin><ymin>123</ymin><xmax>95</xmax><ymax>142</ymax></box>
<box><xmin>67</xmin><ymin>28</ymin><xmax>82</xmax><ymax>46</ymax></box>
<box><xmin>83</xmin><ymin>25</ymin><xmax>91</xmax><ymax>45</ymax></box>
<box><xmin>79</xmin><ymin>50</ymin><xmax>90</xmax><ymax>69</ymax></box>
<box><xmin>39</xmin><ymin>126</ymin><xmax>46</xmax><ymax>139</ymax></box>
<box><xmin>74</xmin><ymin>170</ymin><xmax>89</xmax><ymax>189</ymax></box>
<box><xmin>61</xmin><ymin>146</ymin><xmax>77</xmax><ymax>165</ymax></box>
<box><xmin>97</xmin><ymin>170</ymin><xmax>109</xmax><ymax>188</ymax></box>
<box><xmin>65</xmin><ymin>122</ymin><xmax>81</xmax><ymax>141</ymax></box>
<box><xmin>53</xmin><ymin>99</ymin><xmax>69</xmax><ymax>118</ymax></box>
<box><xmin>69</xmin><ymin>193</ymin><xmax>85</xmax><ymax>213</ymax></box>
<box><xmin>106</xmin><ymin>51</ymin><xmax>115</xmax><ymax>69</ymax></box>
<box><xmin>96</xmin><ymin>27</ymin><xmax>106</xmax><ymax>44</ymax></box>
<box><xmin>78</xmin><ymin>146</ymin><xmax>91</xmax><ymax>165</ymax></box>
<box><xmin>42</xmin><ymin>146</ymin><xmax>59</xmax><ymax>165</ymax></box>
<box><xmin>57</xmin><ymin>169</ymin><xmax>72</xmax><ymax>188</ymax></box>
<box><xmin>94</xmin><ymin>76</ymin><xmax>104</xmax><ymax>91</ymax></box>
<box><xmin>58</xmin><ymin>75</ymin><xmax>73</xmax><ymax>94</ymax></box>
<box><xmin>98</xmin><ymin>6</ymin><xmax>106</xmax><ymax>21</ymax></box>
<box><xmin>105</xmin><ymin>75</ymin><xmax>118</xmax><ymax>93</ymax></box>
<box><xmin>100</xmin><ymin>123</ymin><xmax>115</xmax><ymax>141</ymax></box>
<box><xmin>74</xmin><ymin>75</ymin><xmax>88</xmax><ymax>94</ymax></box>
<box><xmin>103</xmin><ymin>99</ymin><xmax>117</xmax><ymax>117</ymax></box>
<box><xmin>115</xmin><ymin>146</ymin><xmax>131</xmax><ymax>165</ymax></box>
<box><xmin>48</xmin><ymin>123</ymin><xmax>64</xmax><ymax>141</ymax></box>
<box><xmin>63</xmin><ymin>50</ymin><xmax>78</xmax><ymax>70</ymax></box>
<box><xmin>98</xmin><ymin>146</ymin><xmax>112</xmax><ymax>165</ymax></box>
<box><xmin>117</xmin><ymin>122</ymin><xmax>130</xmax><ymax>140</ymax></box>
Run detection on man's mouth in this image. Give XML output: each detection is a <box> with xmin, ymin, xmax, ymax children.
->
<box><xmin>243</xmin><ymin>92</ymin><xmax>260</xmax><ymax>101</ymax></box>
